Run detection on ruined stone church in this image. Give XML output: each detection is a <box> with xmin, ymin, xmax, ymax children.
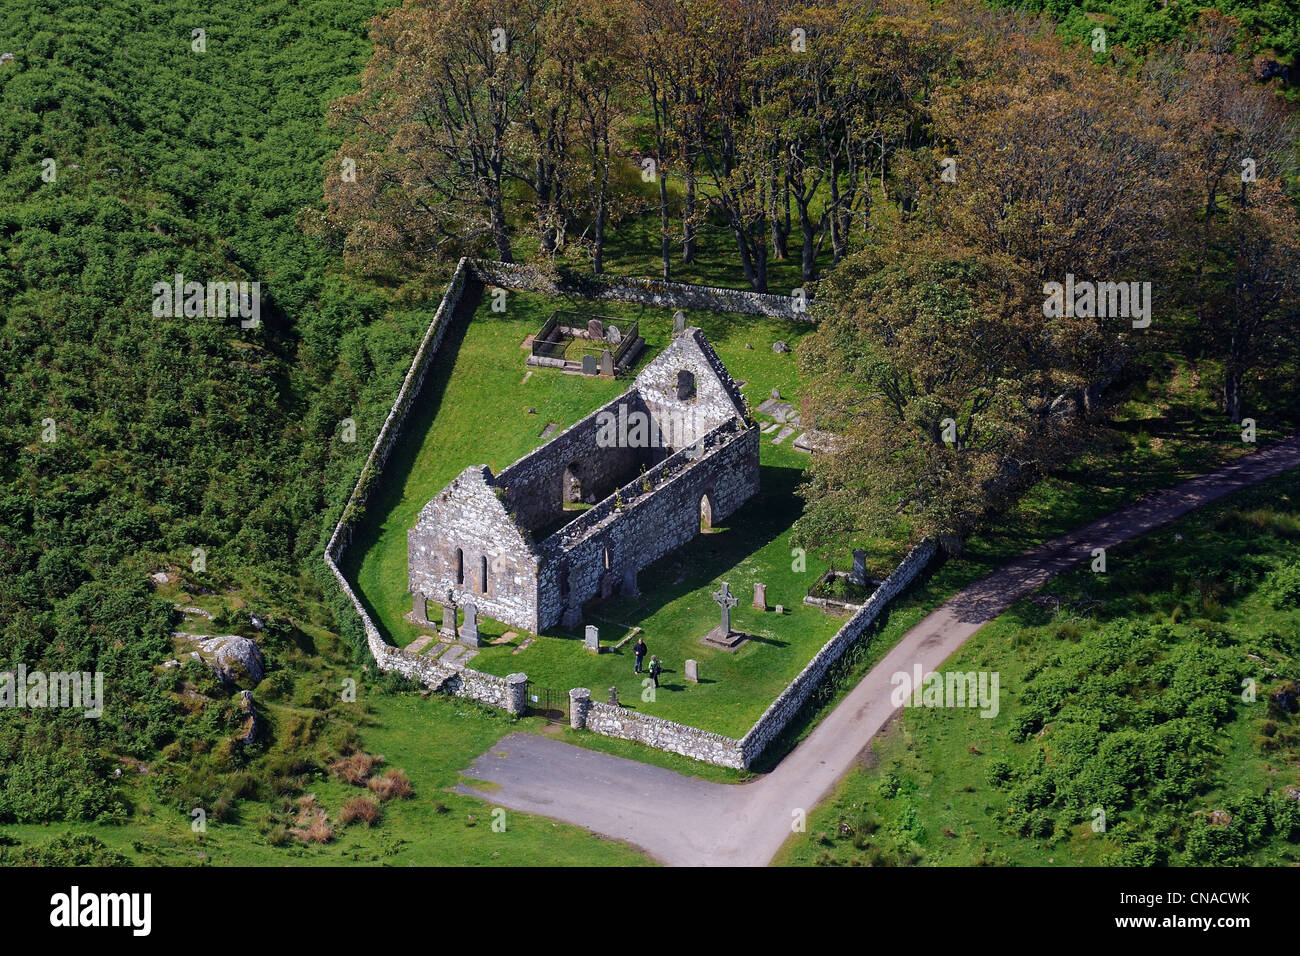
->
<box><xmin>408</xmin><ymin>328</ymin><xmax>760</xmax><ymax>634</ymax></box>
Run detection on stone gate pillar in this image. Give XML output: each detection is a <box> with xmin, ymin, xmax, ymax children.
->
<box><xmin>569</xmin><ymin>687</ymin><xmax>591</xmax><ymax>730</ymax></box>
<box><xmin>505</xmin><ymin>673</ymin><xmax>528</xmax><ymax>716</ymax></box>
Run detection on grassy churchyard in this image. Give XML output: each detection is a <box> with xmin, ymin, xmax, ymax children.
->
<box><xmin>344</xmin><ymin>284</ymin><xmax>895</xmax><ymax>738</ymax></box>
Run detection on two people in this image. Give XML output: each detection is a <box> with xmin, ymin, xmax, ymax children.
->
<box><xmin>632</xmin><ymin>636</ymin><xmax>663</xmax><ymax>687</ymax></box>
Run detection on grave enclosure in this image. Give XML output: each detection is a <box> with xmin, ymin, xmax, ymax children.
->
<box><xmin>324</xmin><ymin>257</ymin><xmax>933</xmax><ymax>769</ymax></box>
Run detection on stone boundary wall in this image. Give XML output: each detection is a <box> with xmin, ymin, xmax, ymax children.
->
<box><xmin>466</xmin><ymin>258</ymin><xmax>813</xmax><ymax>322</ymax></box>
<box><xmin>569</xmin><ymin>689</ymin><xmax>745</xmax><ymax>769</ymax></box>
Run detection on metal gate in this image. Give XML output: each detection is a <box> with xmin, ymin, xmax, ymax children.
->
<box><xmin>526</xmin><ymin>683</ymin><xmax>569</xmax><ymax>724</ymax></box>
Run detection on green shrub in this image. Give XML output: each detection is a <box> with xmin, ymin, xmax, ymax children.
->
<box><xmin>1262</xmin><ymin>562</ymin><xmax>1300</xmax><ymax>609</ymax></box>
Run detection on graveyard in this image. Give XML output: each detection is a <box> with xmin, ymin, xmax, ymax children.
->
<box><xmin>347</xmin><ymin>284</ymin><xmax>901</xmax><ymax>738</ymax></box>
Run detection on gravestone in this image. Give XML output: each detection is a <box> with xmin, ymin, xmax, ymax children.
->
<box><xmin>440</xmin><ymin>591</ymin><xmax>458</xmax><ymax>639</ymax></box>
<box><xmin>587</xmin><ymin>318</ymin><xmax>604</xmax><ymax>338</ymax></box>
<box><xmin>608</xmin><ymin>686</ymin><xmax>620</xmax><ymax>706</ymax></box>
<box><xmin>685</xmin><ymin>659</ymin><xmax>699</xmax><ymax>683</ymax></box>
<box><xmin>585</xmin><ymin>625</ymin><xmax>600</xmax><ymax>653</ymax></box>
<box><xmin>850</xmin><ymin>549</ymin><xmax>868</xmax><ymax>587</ymax></box>
<box><xmin>460</xmin><ymin>602</ymin><xmax>481</xmax><ymax>647</ymax></box>
<box><xmin>673</xmin><ymin>310</ymin><xmax>686</xmax><ymax>337</ymax></box>
<box><xmin>562</xmin><ymin>604</ymin><xmax>582</xmax><ymax>629</ymax></box>
<box><xmin>582</xmin><ymin>354</ymin><xmax>598</xmax><ymax>376</ymax></box>
<box><xmin>599</xmin><ymin>349</ymin><xmax>614</xmax><ymax>377</ymax></box>
<box><xmin>413</xmin><ymin>591</ymin><xmax>428</xmax><ymax>623</ymax></box>
<box><xmin>605</xmin><ymin>324</ymin><xmax>621</xmax><ymax>345</ymax></box>
<box><xmin>753</xmin><ymin>582</ymin><xmax>767</xmax><ymax>610</ymax></box>
<box><xmin>775</xmin><ymin>604</ymin><xmax>785</xmax><ymax>614</ymax></box>
<box><xmin>700</xmin><ymin>581</ymin><xmax>747</xmax><ymax>650</ymax></box>
<box><xmin>714</xmin><ymin>582</ymin><xmax>738</xmax><ymax>633</ymax></box>
<box><xmin>621</xmin><ymin>567</ymin><xmax>639</xmax><ymax>598</ymax></box>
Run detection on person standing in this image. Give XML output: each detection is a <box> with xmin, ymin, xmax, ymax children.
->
<box><xmin>633</xmin><ymin>636</ymin><xmax>648</xmax><ymax>674</ymax></box>
<box><xmin>648</xmin><ymin>655</ymin><xmax>663</xmax><ymax>689</ymax></box>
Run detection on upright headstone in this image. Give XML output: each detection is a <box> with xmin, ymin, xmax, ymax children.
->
<box><xmin>672</xmin><ymin>310</ymin><xmax>686</xmax><ymax>337</ymax></box>
<box><xmin>413</xmin><ymin>591</ymin><xmax>429</xmax><ymax>623</ymax></box>
<box><xmin>753</xmin><ymin>582</ymin><xmax>767</xmax><ymax>610</ymax></box>
<box><xmin>608</xmin><ymin>685</ymin><xmax>620</xmax><ymax>706</ymax></box>
<box><xmin>440</xmin><ymin>592</ymin><xmax>458</xmax><ymax>639</ymax></box>
<box><xmin>599</xmin><ymin>349</ymin><xmax>614</xmax><ymax>377</ymax></box>
<box><xmin>582</xmin><ymin>354</ymin><xmax>598</xmax><ymax>376</ymax></box>
<box><xmin>771</xmin><ymin>387</ymin><xmax>781</xmax><ymax>400</ymax></box>
<box><xmin>684</xmin><ymin>659</ymin><xmax>699</xmax><ymax>683</ymax></box>
<box><xmin>460</xmin><ymin>602</ymin><xmax>481</xmax><ymax>647</ymax></box>
<box><xmin>621</xmin><ymin>567</ymin><xmax>640</xmax><ymax>598</ymax></box>
<box><xmin>850</xmin><ymin>549</ymin><xmax>868</xmax><ymax>587</ymax></box>
<box><xmin>584</xmin><ymin>625</ymin><xmax>600</xmax><ymax>654</ymax></box>
<box><xmin>606</xmin><ymin>324</ymin><xmax>621</xmax><ymax>345</ymax></box>
<box><xmin>587</xmin><ymin>318</ymin><xmax>604</xmax><ymax>338</ymax></box>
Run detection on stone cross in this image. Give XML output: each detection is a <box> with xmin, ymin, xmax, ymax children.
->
<box><xmin>712</xmin><ymin>582</ymin><xmax>739</xmax><ymax>634</ymax></box>
<box><xmin>461</xmin><ymin>602</ymin><xmax>481</xmax><ymax>647</ymax></box>
<box><xmin>585</xmin><ymin>625</ymin><xmax>600</xmax><ymax>653</ymax></box>
<box><xmin>850</xmin><ymin>549</ymin><xmax>868</xmax><ymax>587</ymax></box>
<box><xmin>608</xmin><ymin>685</ymin><xmax>620</xmax><ymax>706</ymax></box>
<box><xmin>673</xmin><ymin>310</ymin><xmax>686</xmax><ymax>337</ymax></box>
<box><xmin>753</xmin><ymin>582</ymin><xmax>767</xmax><ymax>610</ymax></box>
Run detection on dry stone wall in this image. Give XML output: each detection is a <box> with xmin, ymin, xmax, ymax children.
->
<box><xmin>466</xmin><ymin>259</ymin><xmax>813</xmax><ymax>322</ymax></box>
<box><xmin>323</xmin><ymin>259</ymin><xmax>532</xmax><ymax>714</ymax></box>
<box><xmin>737</xmin><ymin>540</ymin><xmax>939</xmax><ymax>765</ymax></box>
<box><xmin>580</xmin><ymin>696</ymin><xmax>746</xmax><ymax>769</ymax></box>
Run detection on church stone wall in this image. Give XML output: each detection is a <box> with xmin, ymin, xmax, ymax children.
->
<box><xmin>408</xmin><ymin>466</ymin><xmax>540</xmax><ymax>632</ymax></box>
<box><xmin>496</xmin><ymin>393</ymin><xmax>654</xmax><ymax>534</ymax></box>
<box><xmin>536</xmin><ymin>420</ymin><xmax>760</xmax><ymax>631</ymax></box>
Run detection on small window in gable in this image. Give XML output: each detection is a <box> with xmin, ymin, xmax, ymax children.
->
<box><xmin>676</xmin><ymin>369</ymin><xmax>696</xmax><ymax>401</ymax></box>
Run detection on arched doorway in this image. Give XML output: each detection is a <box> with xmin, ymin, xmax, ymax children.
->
<box><xmin>563</xmin><ymin>462</ymin><xmax>583</xmax><ymax>505</ymax></box>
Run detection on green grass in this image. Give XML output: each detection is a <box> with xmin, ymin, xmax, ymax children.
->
<box><xmin>775</xmin><ymin>469</ymin><xmax>1300</xmax><ymax>867</ymax></box>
